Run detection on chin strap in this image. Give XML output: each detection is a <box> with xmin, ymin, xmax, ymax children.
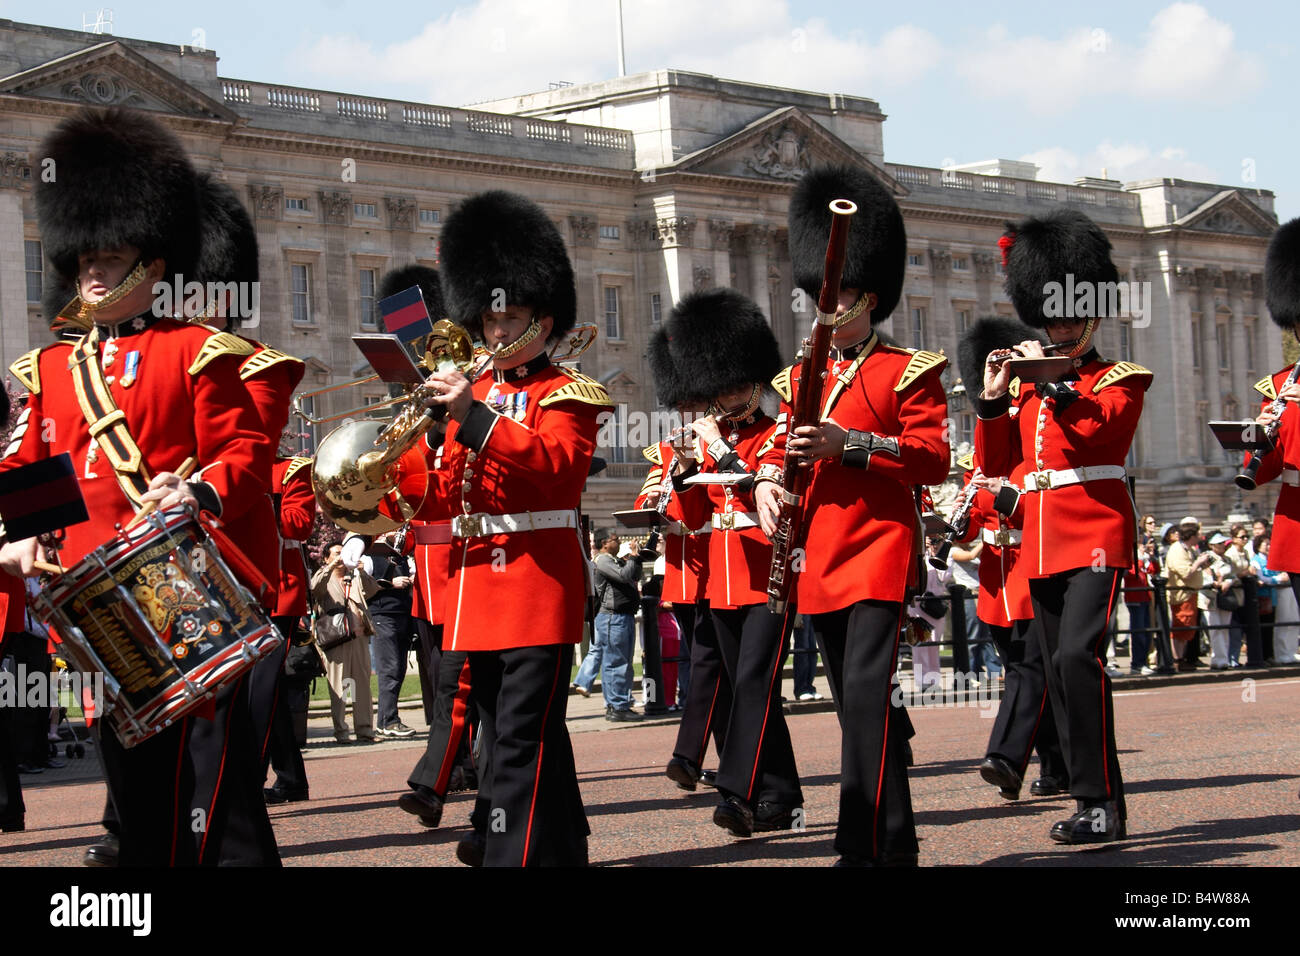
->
<box><xmin>833</xmin><ymin>293</ymin><xmax>871</xmax><ymax>329</ymax></box>
<box><xmin>1061</xmin><ymin>316</ymin><xmax>1099</xmax><ymax>359</ymax></box>
<box><xmin>492</xmin><ymin>317</ymin><xmax>544</xmax><ymax>359</ymax></box>
<box><xmin>711</xmin><ymin>384</ymin><xmax>762</xmax><ymax>422</ymax></box>
<box><xmin>67</xmin><ymin>261</ymin><xmax>151</xmax><ymax>326</ymax></box>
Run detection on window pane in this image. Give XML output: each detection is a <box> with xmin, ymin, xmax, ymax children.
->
<box><xmin>292</xmin><ymin>264</ymin><xmax>311</xmax><ymax>323</ymax></box>
<box><xmin>24</xmin><ymin>239</ymin><xmax>42</xmax><ymax>303</ymax></box>
<box><xmin>650</xmin><ymin>292</ymin><xmax>662</xmax><ymax>326</ymax></box>
<box><xmin>360</xmin><ymin>268</ymin><xmax>376</xmax><ymax>327</ymax></box>
<box><xmin>604</xmin><ymin>287</ymin><xmax>620</xmax><ymax>339</ymax></box>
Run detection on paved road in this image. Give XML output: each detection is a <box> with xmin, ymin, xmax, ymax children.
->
<box><xmin>3</xmin><ymin>676</ymin><xmax>1297</xmax><ymax>867</ymax></box>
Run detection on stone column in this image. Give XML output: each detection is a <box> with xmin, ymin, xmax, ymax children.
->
<box><xmin>708</xmin><ymin>219</ymin><xmax>733</xmax><ymax>295</ymax></box>
<box><xmin>319</xmin><ymin>190</ymin><xmax>352</xmax><ymax>389</ymax></box>
<box><xmin>973</xmin><ymin>253</ymin><xmax>997</xmax><ymax>315</ymax></box>
<box><xmin>927</xmin><ymin>247</ymin><xmax>952</xmax><ymax>352</ymax></box>
<box><xmin>248</xmin><ymin>184</ymin><xmax>284</xmax><ymax>343</ymax></box>
<box><xmin>1225</xmin><ymin>270</ymin><xmax>1250</xmax><ymax>412</ymax></box>
<box><xmin>0</xmin><ymin>151</ymin><xmax>32</xmax><ymax>371</ymax></box>
<box><xmin>747</xmin><ymin>224</ymin><xmax>773</xmax><ymax>321</ymax></box>
<box><xmin>657</xmin><ymin>215</ymin><xmax>696</xmax><ymax>307</ymax></box>
<box><xmin>1196</xmin><ymin>268</ymin><xmax>1223</xmax><ymax>421</ymax></box>
<box><xmin>385</xmin><ymin>195</ymin><xmax>416</xmax><ymax>264</ymax></box>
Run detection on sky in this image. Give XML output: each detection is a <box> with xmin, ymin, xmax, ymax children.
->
<box><xmin>3</xmin><ymin>0</ymin><xmax>1294</xmax><ymax>220</ymax></box>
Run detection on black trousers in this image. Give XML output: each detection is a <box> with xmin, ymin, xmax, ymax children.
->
<box><xmin>5</xmin><ymin>631</ymin><xmax>51</xmax><ymax>765</ymax></box>
<box><xmin>1029</xmin><ymin>568</ymin><xmax>1125</xmax><ymax>808</ymax></box>
<box><xmin>671</xmin><ymin>602</ymin><xmax>730</xmax><ymax>771</ymax></box>
<box><xmin>266</xmin><ymin>616</ymin><xmax>308</xmax><ymax>793</ymax></box>
<box><xmin>99</xmin><ymin>675</ymin><xmax>279</xmax><ymax>866</ymax></box>
<box><xmin>408</xmin><ymin>622</ymin><xmax>473</xmax><ymax>796</ymax></box>
<box><xmin>0</xmin><ymin>652</ymin><xmax>22</xmax><ymax>823</ymax></box>
<box><xmin>371</xmin><ymin>612</ymin><xmax>413</xmax><ymax>729</ymax></box>
<box><xmin>712</xmin><ymin>605</ymin><xmax>802</xmax><ymax>807</ymax></box>
<box><xmin>986</xmin><ymin>621</ymin><xmax>1068</xmax><ymax>782</ymax></box>
<box><xmin>812</xmin><ymin>600</ymin><xmax>917</xmax><ymax>859</ymax></box>
<box><xmin>468</xmin><ymin>644</ymin><xmax>588</xmax><ymax>866</ymax></box>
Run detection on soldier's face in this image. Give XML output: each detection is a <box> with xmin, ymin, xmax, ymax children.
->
<box><xmin>1046</xmin><ymin>319</ymin><xmax>1086</xmax><ymax>345</ymax></box>
<box><xmin>78</xmin><ymin>246</ymin><xmax>139</xmax><ymax>302</ymax></box>
<box><xmin>483</xmin><ymin>306</ymin><xmax>554</xmax><ymax>368</ymax></box>
<box><xmin>830</xmin><ymin>288</ymin><xmax>875</xmax><ymax>346</ymax></box>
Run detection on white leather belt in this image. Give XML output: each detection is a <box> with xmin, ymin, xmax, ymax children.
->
<box><xmin>451</xmin><ymin>509</ymin><xmax>577</xmax><ymax>537</ymax></box>
<box><xmin>982</xmin><ymin>528</ymin><xmax>1022</xmax><ymax>547</ymax></box>
<box><xmin>1022</xmin><ymin>465</ymin><xmax>1126</xmax><ymax>492</ymax></box>
<box><xmin>664</xmin><ymin>521</ymin><xmax>713</xmax><ymax>536</ymax></box>
<box><xmin>712</xmin><ymin>511</ymin><xmax>760</xmax><ymax>531</ymax></box>
<box><xmin>1283</xmin><ymin>467</ymin><xmax>1299</xmax><ymax>487</ymax></box>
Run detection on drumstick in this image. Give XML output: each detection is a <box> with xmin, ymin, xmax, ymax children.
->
<box><xmin>125</xmin><ymin>456</ymin><xmax>198</xmax><ymax>530</ymax></box>
<box><xmin>34</xmin><ymin>560</ymin><xmax>64</xmax><ymax>575</ymax></box>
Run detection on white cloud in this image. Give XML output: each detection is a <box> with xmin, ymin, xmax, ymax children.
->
<box><xmin>288</xmin><ymin>0</ymin><xmax>943</xmax><ymax>107</ymax></box>
<box><xmin>1022</xmin><ymin>141</ymin><xmax>1219</xmax><ymax>186</ymax></box>
<box><xmin>954</xmin><ymin>2</ymin><xmax>1262</xmax><ymax>113</ymax></box>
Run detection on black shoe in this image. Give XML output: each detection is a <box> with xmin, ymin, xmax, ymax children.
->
<box><xmin>1049</xmin><ymin>801</ymin><xmax>1126</xmax><ymax>844</ymax></box>
<box><xmin>264</xmin><ymin>785</ymin><xmax>309</xmax><ymax>805</ymax></box>
<box><xmin>0</xmin><ymin>814</ymin><xmax>24</xmax><ymax>833</ymax></box>
<box><xmin>605</xmin><ymin>706</ymin><xmax>643</xmax><ymax>722</ymax></box>
<box><xmin>699</xmin><ymin>770</ymin><xmax>718</xmax><ymax>789</ymax></box>
<box><xmin>712</xmin><ymin>795</ymin><xmax>754</xmax><ymax>838</ymax></box>
<box><xmin>979</xmin><ymin>755</ymin><xmax>1022</xmax><ymax>800</ymax></box>
<box><xmin>398</xmin><ymin>785</ymin><xmax>445</xmax><ymax>827</ymax></box>
<box><xmin>83</xmin><ymin>833</ymin><xmax>119</xmax><ymax>867</ymax></box>
<box><xmin>834</xmin><ymin>849</ymin><xmax>917</xmax><ymax>867</ymax></box>
<box><xmin>666</xmin><ymin>757</ymin><xmax>701</xmax><ymax>791</ymax></box>
<box><xmin>16</xmin><ymin>763</ymin><xmax>43</xmax><ymax>775</ymax></box>
<box><xmin>1030</xmin><ymin>776</ymin><xmax>1069</xmax><ymax>797</ymax></box>
<box><xmin>456</xmin><ymin>831</ymin><xmax>487</xmax><ymax>867</ymax></box>
<box><xmin>753</xmin><ymin>801</ymin><xmax>801</xmax><ymax>832</ymax></box>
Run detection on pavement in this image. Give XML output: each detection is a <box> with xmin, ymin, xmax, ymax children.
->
<box><xmin>2</xmin><ymin>662</ymin><xmax>1298</xmax><ymax>867</ymax></box>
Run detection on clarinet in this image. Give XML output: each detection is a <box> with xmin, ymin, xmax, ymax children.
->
<box><xmin>1237</xmin><ymin>362</ymin><xmax>1300</xmax><ymax>490</ymax></box>
<box><xmin>928</xmin><ymin>481</ymin><xmax>979</xmax><ymax>571</ymax></box>
<box><xmin>767</xmin><ymin>199</ymin><xmax>857</xmax><ymax>614</ymax></box>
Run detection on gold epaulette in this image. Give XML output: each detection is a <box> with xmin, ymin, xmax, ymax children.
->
<box><xmin>283</xmin><ymin>456</ymin><xmax>312</xmax><ymax>483</ymax></box>
<box><xmin>9</xmin><ymin>348</ymin><xmax>41</xmax><ymax>394</ymax></box>
<box><xmin>771</xmin><ymin>365</ymin><xmax>795</xmax><ymax>403</ymax></box>
<box><xmin>1009</xmin><ymin>377</ymin><xmax>1022</xmax><ymax>399</ymax></box>
<box><xmin>1091</xmin><ymin>361</ymin><xmax>1153</xmax><ymax>394</ymax></box>
<box><xmin>956</xmin><ymin>452</ymin><xmax>974</xmax><ymax>471</ymax></box>
<box><xmin>895</xmin><ymin>350</ymin><xmax>946</xmax><ymax>392</ymax></box>
<box><xmin>1254</xmin><ymin>373</ymin><xmax>1281</xmax><ymax>401</ymax></box>
<box><xmin>539</xmin><ymin>369</ymin><xmax>613</xmax><ymax>408</ymax></box>
<box><xmin>642</xmin><ymin>444</ymin><xmax>662</xmax><ymax>465</ymax></box>
<box><xmin>639</xmin><ymin>469</ymin><xmax>663</xmax><ymax>495</ymax></box>
<box><xmin>240</xmin><ymin>347</ymin><xmax>304</xmax><ymax>382</ymax></box>
<box><xmin>188</xmin><ymin>332</ymin><xmax>257</xmax><ymax>375</ymax></box>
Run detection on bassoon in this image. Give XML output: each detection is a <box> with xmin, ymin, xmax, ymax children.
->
<box><xmin>766</xmin><ymin>199</ymin><xmax>857</xmax><ymax>614</ymax></box>
<box><xmin>1237</xmin><ymin>362</ymin><xmax>1300</xmax><ymax>490</ymax></box>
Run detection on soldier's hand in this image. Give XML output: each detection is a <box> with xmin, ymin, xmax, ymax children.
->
<box><xmin>643</xmin><ymin>489</ymin><xmax>662</xmax><ymax>510</ymax></box>
<box><xmin>391</xmin><ymin>575</ymin><xmax>412</xmax><ymax>588</ymax></box>
<box><xmin>788</xmin><ymin>420</ymin><xmax>846</xmax><ymax>462</ymax></box>
<box><xmin>1277</xmin><ymin>382</ymin><xmax>1300</xmax><ymax>405</ymax></box>
<box><xmin>425</xmin><ymin>369</ymin><xmax>473</xmax><ymax>422</ymax></box>
<box><xmin>755</xmin><ymin>480</ymin><xmax>782</xmax><ymax>539</ymax></box>
<box><xmin>0</xmin><ymin>537</ymin><xmax>40</xmax><ymax>577</ymax></box>
<box><xmin>142</xmin><ymin>473</ymin><xmax>199</xmax><ymax>513</ymax></box>
<box><xmin>690</xmin><ymin>415</ymin><xmax>722</xmax><ymax>446</ymax></box>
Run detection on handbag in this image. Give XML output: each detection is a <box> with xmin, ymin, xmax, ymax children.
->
<box><xmin>1215</xmin><ymin>588</ymin><xmax>1240</xmax><ymax>612</ymax></box>
<box><xmin>314</xmin><ymin>608</ymin><xmax>354</xmax><ymax>651</ymax></box>
<box><xmin>919</xmin><ymin>593</ymin><xmax>947</xmax><ymax>619</ymax></box>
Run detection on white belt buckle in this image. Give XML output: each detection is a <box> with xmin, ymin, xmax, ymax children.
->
<box><xmin>1035</xmin><ymin>471</ymin><xmax>1052</xmax><ymax>491</ymax></box>
<box><xmin>454</xmin><ymin>513</ymin><xmax>485</xmax><ymax>537</ymax></box>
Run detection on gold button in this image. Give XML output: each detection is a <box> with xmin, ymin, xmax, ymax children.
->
<box><xmin>464</xmin><ymin>468</ymin><xmax>473</xmax><ymax>478</ymax></box>
<box><xmin>462</xmin><ymin>482</ymin><xmax>472</xmax><ymax>493</ymax></box>
<box><xmin>466</xmin><ymin>452</ymin><xmax>477</xmax><ymax>463</ymax></box>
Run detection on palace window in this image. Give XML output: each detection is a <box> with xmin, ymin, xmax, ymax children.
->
<box><xmin>650</xmin><ymin>292</ymin><xmax>662</xmax><ymax>326</ymax></box>
<box><xmin>286</xmin><ymin>197</ymin><xmax>308</xmax><ymax>212</ymax></box>
<box><xmin>291</xmin><ymin>264</ymin><xmax>312</xmax><ymax>324</ymax></box>
<box><xmin>359</xmin><ymin>268</ymin><xmax>377</xmax><ymax>328</ymax></box>
<box><xmin>354</xmin><ymin>202</ymin><xmax>378</xmax><ymax>219</ymax></box>
<box><xmin>24</xmin><ymin>240</ymin><xmax>42</xmax><ymax>303</ymax></box>
<box><xmin>604</xmin><ymin>286</ymin><xmax>621</xmax><ymax>340</ymax></box>
<box><xmin>599</xmin><ymin>225</ymin><xmax>621</xmax><ymax>240</ymax></box>
<box><xmin>419</xmin><ymin>208</ymin><xmax>440</xmax><ymax>226</ymax></box>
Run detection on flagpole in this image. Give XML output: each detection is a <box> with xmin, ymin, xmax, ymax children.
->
<box><xmin>616</xmin><ymin>0</ymin><xmax>626</xmax><ymax>77</ymax></box>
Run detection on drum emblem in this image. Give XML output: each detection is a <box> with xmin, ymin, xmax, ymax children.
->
<box><xmin>132</xmin><ymin>561</ymin><xmax>213</xmax><ymax>657</ymax></box>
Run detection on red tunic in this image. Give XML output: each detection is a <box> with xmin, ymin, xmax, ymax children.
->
<box><xmin>759</xmin><ymin>335</ymin><xmax>950</xmax><ymax>613</ymax></box>
<box><xmin>420</xmin><ymin>363</ymin><xmax>608</xmax><ymax>652</ymax></box>
<box><xmin>675</xmin><ymin>416</ymin><xmax>777</xmax><ymax>611</ymax></box>
<box><xmin>1248</xmin><ymin>365</ymin><xmax>1300</xmax><ymax>573</ymax></box>
<box><xmin>957</xmin><ymin>468</ymin><xmax>1033</xmax><ymax>627</ymax></box>
<box><xmin>634</xmin><ymin>441</ymin><xmax>710</xmax><ymax>605</ymax></box>
<box><xmin>411</xmin><ymin>434</ymin><xmax>452</xmax><ymax>627</ymax></box>
<box><xmin>976</xmin><ymin>357</ymin><xmax>1150</xmax><ymax>578</ymax></box>
<box><xmin>1</xmin><ymin>322</ymin><xmax>273</xmax><ymax>571</ymax></box>
<box><xmin>272</xmin><ymin>456</ymin><xmax>315</xmax><ymax>618</ymax></box>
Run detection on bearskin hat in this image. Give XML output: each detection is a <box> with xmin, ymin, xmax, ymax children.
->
<box><xmin>36</xmin><ymin>108</ymin><xmax>200</xmax><ymax>282</ymax></box>
<box><xmin>1265</xmin><ymin>218</ymin><xmax>1300</xmax><ymax>330</ymax></box>
<box><xmin>379</xmin><ymin>264</ymin><xmax>445</xmax><ymax>327</ymax></box>
<box><xmin>648</xmin><ymin>288</ymin><xmax>781</xmax><ymax>406</ymax></box>
<box><xmin>957</xmin><ymin>316</ymin><xmax>1046</xmax><ymax>391</ymax></box>
<box><xmin>1002</xmin><ymin>209</ymin><xmax>1119</xmax><ymax>329</ymax></box>
<box><xmin>439</xmin><ymin>190</ymin><xmax>575</xmax><ymax>342</ymax></box>
<box><xmin>195</xmin><ymin>173</ymin><xmax>258</xmax><ymax>286</ymax></box>
<box><xmin>788</xmin><ymin>164</ymin><xmax>906</xmax><ymax>323</ymax></box>
<box><xmin>41</xmin><ymin>268</ymin><xmax>80</xmax><ymax>328</ymax></box>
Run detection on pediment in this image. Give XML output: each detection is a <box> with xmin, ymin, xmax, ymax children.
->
<box><xmin>1174</xmin><ymin>190</ymin><xmax>1277</xmax><ymax>237</ymax></box>
<box><xmin>0</xmin><ymin>41</ymin><xmax>237</xmax><ymax>121</ymax></box>
<box><xmin>667</xmin><ymin>106</ymin><xmax>902</xmax><ymax>193</ymax></box>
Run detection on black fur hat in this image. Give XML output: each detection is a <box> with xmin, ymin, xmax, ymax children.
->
<box><xmin>1003</xmin><ymin>209</ymin><xmax>1119</xmax><ymax>329</ymax></box>
<box><xmin>41</xmin><ymin>267</ymin><xmax>79</xmax><ymax>328</ymax></box>
<box><xmin>957</xmin><ymin>316</ymin><xmax>1046</xmax><ymax>389</ymax></box>
<box><xmin>195</xmin><ymin>173</ymin><xmax>258</xmax><ymax>287</ymax></box>
<box><xmin>36</xmin><ymin>108</ymin><xmax>200</xmax><ymax>282</ymax></box>
<box><xmin>379</xmin><ymin>265</ymin><xmax>445</xmax><ymax>326</ymax></box>
<box><xmin>650</xmin><ymin>288</ymin><xmax>781</xmax><ymax>406</ymax></box>
<box><xmin>439</xmin><ymin>190</ymin><xmax>575</xmax><ymax>342</ymax></box>
<box><xmin>788</xmin><ymin>164</ymin><xmax>906</xmax><ymax>322</ymax></box>
<box><xmin>1265</xmin><ymin>218</ymin><xmax>1300</xmax><ymax>329</ymax></box>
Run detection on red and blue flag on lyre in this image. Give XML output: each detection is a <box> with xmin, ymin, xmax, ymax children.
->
<box><xmin>379</xmin><ymin>286</ymin><xmax>434</xmax><ymax>344</ymax></box>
